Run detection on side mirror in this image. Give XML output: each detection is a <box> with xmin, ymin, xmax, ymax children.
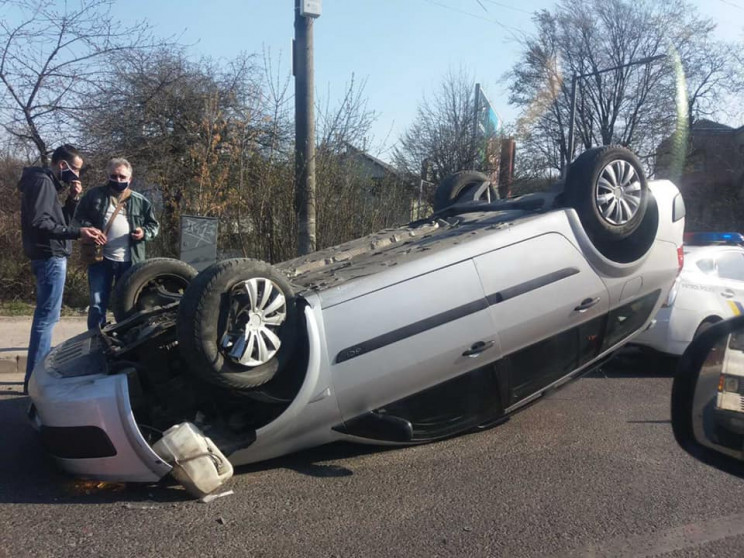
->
<box><xmin>672</xmin><ymin>315</ymin><xmax>744</xmax><ymax>477</ymax></box>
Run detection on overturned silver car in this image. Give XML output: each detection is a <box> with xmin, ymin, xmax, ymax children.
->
<box><xmin>28</xmin><ymin>146</ymin><xmax>686</xmax><ymax>488</ymax></box>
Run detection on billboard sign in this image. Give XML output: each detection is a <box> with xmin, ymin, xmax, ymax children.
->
<box><xmin>475</xmin><ymin>84</ymin><xmax>502</xmax><ymax>139</ymax></box>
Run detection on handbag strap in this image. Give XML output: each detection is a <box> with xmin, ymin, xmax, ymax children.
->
<box><xmin>103</xmin><ymin>189</ymin><xmax>131</xmax><ymax>236</ymax></box>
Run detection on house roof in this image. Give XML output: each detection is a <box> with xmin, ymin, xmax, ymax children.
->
<box><xmin>344</xmin><ymin>144</ymin><xmax>401</xmax><ymax>177</ymax></box>
<box><xmin>691</xmin><ymin>119</ymin><xmax>739</xmax><ymax>133</ymax></box>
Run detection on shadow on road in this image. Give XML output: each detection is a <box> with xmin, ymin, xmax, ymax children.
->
<box><xmin>233</xmin><ymin>440</ymin><xmax>393</xmax><ymax>479</ymax></box>
<box><xmin>588</xmin><ymin>345</ymin><xmax>679</xmax><ymax>379</ymax></box>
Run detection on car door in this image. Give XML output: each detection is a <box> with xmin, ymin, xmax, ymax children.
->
<box><xmin>473</xmin><ymin>232</ymin><xmax>610</xmax><ymax>402</ymax></box>
<box><xmin>714</xmin><ymin>250</ymin><xmax>744</xmax><ymax>315</ymax></box>
<box><xmin>325</xmin><ymin>259</ymin><xmax>500</xmax><ymax>425</ymax></box>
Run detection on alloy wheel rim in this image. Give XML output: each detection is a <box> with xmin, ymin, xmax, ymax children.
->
<box><xmin>594</xmin><ymin>159</ymin><xmax>642</xmax><ymax>226</ymax></box>
<box><xmin>220</xmin><ymin>277</ymin><xmax>287</xmax><ymax>367</ymax></box>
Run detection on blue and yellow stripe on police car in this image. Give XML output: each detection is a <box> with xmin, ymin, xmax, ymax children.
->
<box><xmin>727</xmin><ymin>301</ymin><xmax>744</xmax><ymax>315</ymax></box>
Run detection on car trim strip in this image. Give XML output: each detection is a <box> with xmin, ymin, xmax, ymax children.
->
<box><xmin>485</xmin><ymin>267</ymin><xmax>579</xmax><ymax>305</ymax></box>
<box><xmin>335</xmin><ymin>299</ymin><xmax>489</xmax><ymax>364</ymax></box>
<box><xmin>335</xmin><ymin>266</ymin><xmax>580</xmax><ymax>364</ymax></box>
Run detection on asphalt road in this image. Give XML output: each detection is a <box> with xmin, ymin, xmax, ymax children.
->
<box><xmin>3</xmin><ymin>351</ymin><xmax>744</xmax><ymax>558</ymax></box>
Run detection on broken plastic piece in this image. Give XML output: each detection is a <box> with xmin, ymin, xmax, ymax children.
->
<box><xmin>199</xmin><ymin>490</ymin><xmax>234</xmax><ymax>504</ymax></box>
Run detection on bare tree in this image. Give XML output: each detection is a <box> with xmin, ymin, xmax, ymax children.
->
<box><xmin>0</xmin><ymin>0</ymin><xmax>165</xmax><ymax>163</ymax></box>
<box><xmin>392</xmin><ymin>68</ymin><xmax>481</xmax><ymax>185</ymax></box>
<box><xmin>508</xmin><ymin>0</ymin><xmax>743</xmax><ymax>172</ymax></box>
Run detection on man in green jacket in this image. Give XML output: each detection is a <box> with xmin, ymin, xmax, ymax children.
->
<box><xmin>74</xmin><ymin>157</ymin><xmax>159</xmax><ymax>329</ymax></box>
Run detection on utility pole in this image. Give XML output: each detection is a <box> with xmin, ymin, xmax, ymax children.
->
<box><xmin>293</xmin><ymin>0</ymin><xmax>321</xmax><ymax>255</ymax></box>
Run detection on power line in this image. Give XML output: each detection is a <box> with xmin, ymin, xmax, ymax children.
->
<box><xmin>421</xmin><ymin>0</ymin><xmax>524</xmax><ymax>42</ymax></box>
<box><xmin>718</xmin><ymin>0</ymin><xmax>744</xmax><ymax>11</ymax></box>
<box><xmin>479</xmin><ymin>0</ymin><xmax>534</xmax><ymax>15</ymax></box>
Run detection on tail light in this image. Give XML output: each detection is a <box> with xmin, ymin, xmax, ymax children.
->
<box><xmin>677</xmin><ymin>245</ymin><xmax>684</xmax><ymax>275</ymax></box>
<box><xmin>663</xmin><ymin>277</ymin><xmax>680</xmax><ymax>308</ymax></box>
<box><xmin>662</xmin><ymin>246</ymin><xmax>685</xmax><ymax>308</ymax></box>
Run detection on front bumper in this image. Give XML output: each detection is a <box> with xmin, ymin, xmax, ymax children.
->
<box><xmin>714</xmin><ymin>407</ymin><xmax>744</xmax><ymax>437</ymax></box>
<box><xmin>28</xmin><ymin>349</ymin><xmax>172</xmax><ymax>482</ymax></box>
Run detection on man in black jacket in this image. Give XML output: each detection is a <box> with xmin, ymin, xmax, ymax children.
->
<box><xmin>18</xmin><ymin>144</ymin><xmax>105</xmax><ymax>393</ymax></box>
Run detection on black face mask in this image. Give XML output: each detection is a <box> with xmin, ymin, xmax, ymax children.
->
<box><xmin>107</xmin><ymin>179</ymin><xmax>129</xmax><ymax>193</ymax></box>
<box><xmin>59</xmin><ymin>166</ymin><xmax>79</xmax><ymax>184</ymax></box>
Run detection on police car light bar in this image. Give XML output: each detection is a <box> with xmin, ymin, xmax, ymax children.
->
<box><xmin>683</xmin><ymin>232</ymin><xmax>744</xmax><ymax>246</ymax></box>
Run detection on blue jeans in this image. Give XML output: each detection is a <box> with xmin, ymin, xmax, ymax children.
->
<box><xmin>26</xmin><ymin>256</ymin><xmax>67</xmax><ymax>393</ymax></box>
<box><xmin>88</xmin><ymin>258</ymin><xmax>132</xmax><ymax>330</ymax></box>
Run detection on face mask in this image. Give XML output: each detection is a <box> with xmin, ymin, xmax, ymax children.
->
<box><xmin>59</xmin><ymin>162</ymin><xmax>79</xmax><ymax>184</ymax></box>
<box><xmin>107</xmin><ymin>179</ymin><xmax>129</xmax><ymax>193</ymax></box>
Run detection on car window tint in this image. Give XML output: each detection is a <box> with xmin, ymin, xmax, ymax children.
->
<box><xmin>508</xmin><ymin>328</ymin><xmax>579</xmax><ymax>403</ymax></box>
<box><xmin>715</xmin><ymin>253</ymin><xmax>744</xmax><ymax>281</ymax></box>
<box><xmin>603</xmin><ymin>290</ymin><xmax>660</xmax><ymax>349</ymax></box>
<box><xmin>696</xmin><ymin>258</ymin><xmax>716</xmax><ymax>275</ymax></box>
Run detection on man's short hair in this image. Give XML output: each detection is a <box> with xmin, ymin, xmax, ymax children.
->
<box><xmin>107</xmin><ymin>158</ymin><xmax>133</xmax><ymax>176</ymax></box>
<box><xmin>51</xmin><ymin>144</ymin><xmax>81</xmax><ymax>165</ymax></box>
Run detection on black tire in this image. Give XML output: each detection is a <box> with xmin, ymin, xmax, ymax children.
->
<box><xmin>112</xmin><ymin>258</ymin><xmax>198</xmax><ymax>322</ymax></box>
<box><xmin>177</xmin><ymin>258</ymin><xmax>299</xmax><ymax>391</ymax></box>
<box><xmin>564</xmin><ymin>146</ymin><xmax>648</xmax><ymax>244</ymax></box>
<box><xmin>434</xmin><ymin>171</ymin><xmax>496</xmax><ymax>212</ymax></box>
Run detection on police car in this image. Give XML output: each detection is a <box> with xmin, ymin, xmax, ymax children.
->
<box><xmin>634</xmin><ymin>232</ymin><xmax>744</xmax><ymax>356</ymax></box>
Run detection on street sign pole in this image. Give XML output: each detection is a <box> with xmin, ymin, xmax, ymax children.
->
<box><xmin>563</xmin><ymin>54</ymin><xmax>667</xmax><ymax>175</ymax></box>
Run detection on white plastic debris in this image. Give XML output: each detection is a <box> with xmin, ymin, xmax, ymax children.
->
<box><xmin>152</xmin><ymin>422</ymin><xmax>233</xmax><ymax>499</ymax></box>
<box><xmin>199</xmin><ymin>490</ymin><xmax>234</xmax><ymax>504</ymax></box>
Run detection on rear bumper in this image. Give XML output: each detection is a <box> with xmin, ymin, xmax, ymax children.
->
<box><xmin>633</xmin><ymin>306</ymin><xmax>689</xmax><ymax>356</ymax></box>
<box><xmin>28</xmin><ymin>355</ymin><xmax>172</xmax><ymax>482</ymax></box>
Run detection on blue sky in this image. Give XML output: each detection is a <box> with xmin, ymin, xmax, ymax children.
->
<box><xmin>115</xmin><ymin>0</ymin><xmax>744</xmax><ymax>160</ymax></box>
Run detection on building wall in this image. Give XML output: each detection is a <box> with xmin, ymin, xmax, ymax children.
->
<box><xmin>656</xmin><ymin>123</ymin><xmax>744</xmax><ymax>232</ymax></box>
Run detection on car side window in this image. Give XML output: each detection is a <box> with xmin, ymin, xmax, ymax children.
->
<box><xmin>715</xmin><ymin>253</ymin><xmax>744</xmax><ymax>282</ymax></box>
<box><xmin>696</xmin><ymin>258</ymin><xmax>717</xmax><ymax>275</ymax></box>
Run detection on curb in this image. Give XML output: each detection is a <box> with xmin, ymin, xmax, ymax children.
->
<box><xmin>0</xmin><ymin>316</ymin><xmax>88</xmax><ymax>374</ymax></box>
<box><xmin>0</xmin><ymin>356</ymin><xmax>27</xmax><ymax>375</ymax></box>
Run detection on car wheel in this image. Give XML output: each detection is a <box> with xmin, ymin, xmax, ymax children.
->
<box><xmin>434</xmin><ymin>171</ymin><xmax>496</xmax><ymax>212</ymax></box>
<box><xmin>177</xmin><ymin>258</ymin><xmax>299</xmax><ymax>390</ymax></box>
<box><xmin>112</xmin><ymin>258</ymin><xmax>198</xmax><ymax>322</ymax></box>
<box><xmin>564</xmin><ymin>146</ymin><xmax>648</xmax><ymax>244</ymax></box>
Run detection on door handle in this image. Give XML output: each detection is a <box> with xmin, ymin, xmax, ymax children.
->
<box><xmin>574</xmin><ymin>297</ymin><xmax>600</xmax><ymax>312</ymax></box>
<box><xmin>462</xmin><ymin>340</ymin><xmax>494</xmax><ymax>358</ymax></box>
<box><xmin>721</xmin><ymin>290</ymin><xmax>735</xmax><ymax>299</ymax></box>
